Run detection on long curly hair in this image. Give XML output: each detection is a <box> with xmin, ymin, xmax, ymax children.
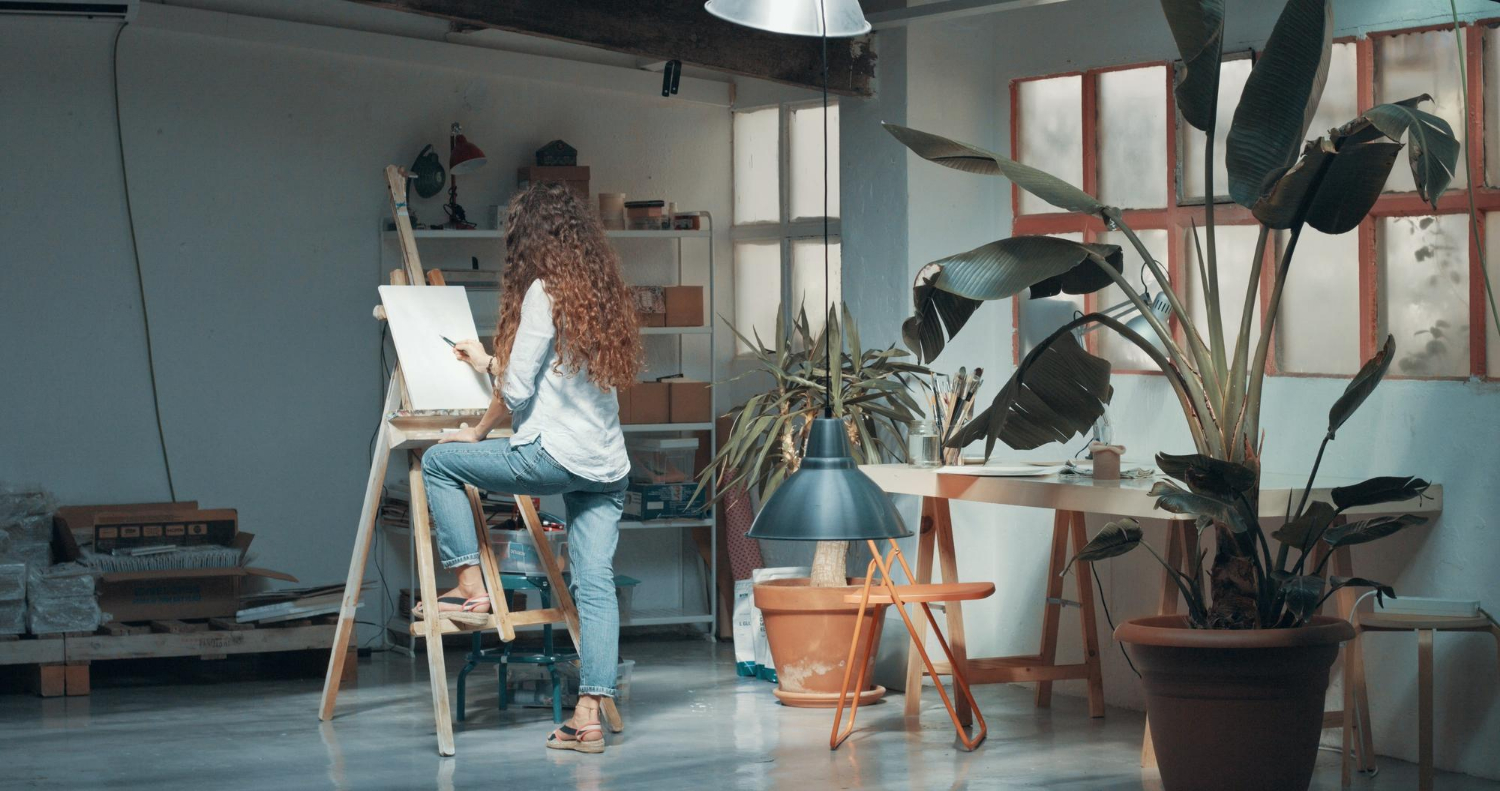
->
<box><xmin>491</xmin><ymin>182</ymin><xmax>642</xmax><ymax>391</ymax></box>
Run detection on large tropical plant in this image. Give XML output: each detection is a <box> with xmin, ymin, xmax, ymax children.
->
<box><xmin>1066</xmin><ymin>350</ymin><xmax>1431</xmax><ymax>628</ymax></box>
<box><xmin>889</xmin><ymin>0</ymin><xmax>1462</xmax><ymax>627</ymax></box>
<box><xmin>697</xmin><ymin>304</ymin><xmax>928</xmax><ymax>588</ymax></box>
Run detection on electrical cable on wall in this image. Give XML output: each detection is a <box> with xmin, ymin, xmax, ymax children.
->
<box><xmin>112</xmin><ymin>22</ymin><xmax>178</xmax><ymax>501</ymax></box>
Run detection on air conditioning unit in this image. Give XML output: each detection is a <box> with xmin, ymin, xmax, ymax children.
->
<box><xmin>0</xmin><ymin>0</ymin><xmax>138</xmax><ymax>22</ymax></box>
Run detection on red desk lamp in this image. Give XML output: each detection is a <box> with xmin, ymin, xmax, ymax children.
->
<box><xmin>445</xmin><ymin>122</ymin><xmax>487</xmax><ymax>229</ymax></box>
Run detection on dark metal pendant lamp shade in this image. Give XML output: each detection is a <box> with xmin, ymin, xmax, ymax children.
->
<box><xmin>747</xmin><ymin>419</ymin><xmax>911</xmax><ymax>541</ymax></box>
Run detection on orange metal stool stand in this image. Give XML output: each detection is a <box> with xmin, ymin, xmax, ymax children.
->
<box><xmin>830</xmin><ymin>537</ymin><xmax>994</xmax><ymax>751</ymax></box>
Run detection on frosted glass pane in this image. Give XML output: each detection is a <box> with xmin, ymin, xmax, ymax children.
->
<box><xmin>1184</xmin><ymin>224</ymin><xmax>1262</xmax><ymax>350</ymax></box>
<box><xmin>1486</xmin><ymin>30</ymin><xmax>1500</xmax><ymax>186</ymax></box>
<box><xmin>1275</xmin><ymin>228</ymin><xmax>1360</xmax><ymax>374</ymax></box>
<box><xmin>1182</xmin><ymin>58</ymin><xmax>1252</xmax><ymax>202</ymax></box>
<box><xmin>733</xmin><ymin>240</ymin><xmax>781</xmax><ymax>354</ymax></box>
<box><xmin>1378</xmin><ymin>215</ymin><xmax>1470</xmax><ymax>377</ymax></box>
<box><xmin>1098</xmin><ymin>66</ymin><xmax>1168</xmax><ymax>209</ymax></box>
<box><xmin>1306</xmin><ymin>42</ymin><xmax>1359</xmax><ymax>142</ymax></box>
<box><xmin>791</xmin><ymin>238</ymin><xmax>842</xmax><ymax>337</ymax></box>
<box><xmin>1096</xmin><ymin>229</ymin><xmax>1168</xmax><ymax>369</ymax></box>
<box><xmin>1376</xmin><ymin>29</ymin><xmax>1468</xmax><ymax>193</ymax></box>
<box><xmin>733</xmin><ymin>108</ymin><xmax>779</xmax><ymax>224</ymax></box>
<box><xmin>1018</xmin><ymin>233</ymin><xmax>1084</xmax><ymax>355</ymax></box>
<box><xmin>790</xmin><ymin>103</ymin><xmax>840</xmax><ymax>220</ymax></box>
<box><xmin>1017</xmin><ymin>76</ymin><xmax>1084</xmax><ymax>215</ymax></box>
<box><xmin>1487</xmin><ymin>213</ymin><xmax>1500</xmax><ymax>375</ymax></box>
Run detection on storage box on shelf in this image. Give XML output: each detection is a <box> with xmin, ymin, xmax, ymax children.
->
<box><xmin>516</xmin><ymin>166</ymin><xmax>589</xmax><ymax>201</ymax></box>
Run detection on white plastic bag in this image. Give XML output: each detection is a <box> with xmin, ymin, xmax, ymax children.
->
<box><xmin>733</xmin><ymin>579</ymin><xmax>756</xmax><ymax>677</ymax></box>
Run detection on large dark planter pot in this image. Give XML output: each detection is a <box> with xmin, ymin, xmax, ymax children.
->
<box><xmin>754</xmin><ymin>578</ymin><xmax>887</xmax><ymax>708</ymax></box>
<box><xmin>1115</xmin><ymin>615</ymin><xmax>1355</xmax><ymax>791</ymax></box>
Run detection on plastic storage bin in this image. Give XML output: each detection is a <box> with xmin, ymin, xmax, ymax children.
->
<box><xmin>492</xmin><ymin>528</ymin><xmax>568</xmax><ymax>575</ymax></box>
<box><xmin>627</xmin><ymin>438</ymin><xmax>699</xmax><ymax>484</ymax></box>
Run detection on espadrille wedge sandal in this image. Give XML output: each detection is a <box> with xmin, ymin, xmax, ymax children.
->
<box><xmin>546</xmin><ymin>721</ymin><xmax>605</xmax><ymax>754</ymax></box>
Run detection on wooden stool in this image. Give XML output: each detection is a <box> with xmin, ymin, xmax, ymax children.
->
<box><xmin>1341</xmin><ymin>609</ymin><xmax>1500</xmax><ymax>790</ymax></box>
<box><xmin>830</xmin><ymin>538</ymin><xmax>994</xmax><ymax>751</ymax></box>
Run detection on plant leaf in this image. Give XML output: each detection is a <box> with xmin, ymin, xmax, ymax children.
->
<box><xmin>950</xmin><ymin>329</ymin><xmax>1113</xmax><ymax>456</ymax></box>
<box><xmin>1326</xmin><ymin>510</ymin><xmax>1428</xmax><ymax>549</ymax></box>
<box><xmin>884</xmin><ymin>122</ymin><xmax>1104</xmax><ymax>215</ymax></box>
<box><xmin>1328</xmin><ymin>576</ymin><xmax>1396</xmax><ymax>607</ymax></box>
<box><xmin>1281</xmin><ymin>575</ymin><xmax>1326</xmax><ymax>623</ymax></box>
<box><xmin>1028</xmin><ymin>243</ymin><xmax>1126</xmax><ymax>298</ymax></box>
<box><xmin>1155</xmin><ymin>452</ymin><xmax>1258</xmax><ymax>496</ymax></box>
<box><xmin>1271</xmin><ymin>500</ymin><xmax>1336</xmax><ymax>553</ymax></box>
<box><xmin>1061</xmin><ymin>518</ymin><xmax>1142</xmax><ymax>575</ymax></box>
<box><xmin>903</xmin><ymin>262</ymin><xmax>984</xmax><ymax>364</ymax></box>
<box><xmin>1150</xmin><ymin>480</ymin><xmax>1250</xmax><ymax>533</ymax></box>
<box><xmin>1252</xmin><ymin>139</ymin><xmax>1403</xmax><ymax>233</ymax></box>
<box><xmin>1323</xmin><ymin>514</ymin><xmax>1427</xmax><ymax>547</ymax></box>
<box><xmin>1330</xmin><ymin>476</ymin><xmax>1431</xmax><ymax>510</ymax></box>
<box><xmin>1328</xmin><ymin>334</ymin><xmax>1395</xmax><ymax>438</ymax></box>
<box><xmin>1160</xmin><ymin>0</ymin><xmax>1225</xmax><ymax>131</ymax></box>
<box><xmin>1225</xmin><ymin>0</ymin><xmax>1333</xmax><ymax>208</ymax></box>
<box><xmin>1338</xmin><ymin>95</ymin><xmax>1459</xmax><ymax>207</ymax></box>
<box><xmin>931</xmin><ymin>236</ymin><xmax>1122</xmax><ymax>302</ymax></box>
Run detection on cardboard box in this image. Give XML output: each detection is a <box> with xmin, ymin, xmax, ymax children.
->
<box><xmin>624</xmin><ymin>483</ymin><xmax>708</xmax><ymax>521</ymax></box>
<box><xmin>52</xmin><ymin>517</ymin><xmax>297</xmax><ymax>622</ymax></box>
<box><xmin>629</xmin><ymin>286</ymin><xmax>666</xmax><ymax>327</ymax></box>
<box><xmin>517</xmin><ymin>166</ymin><xmax>590</xmax><ymax>201</ymax></box>
<box><xmin>55</xmin><ymin>501</ymin><xmax>197</xmax><ymax>545</ymax></box>
<box><xmin>668</xmin><ymin>379</ymin><xmax>712</xmax><ymax>423</ymax></box>
<box><xmin>664</xmin><ymin>286</ymin><xmax>705</xmax><ymax>327</ymax></box>
<box><xmin>92</xmin><ymin>508</ymin><xmax>237</xmax><ymax>553</ymax></box>
<box><xmin>620</xmin><ymin>382</ymin><xmax>669</xmax><ymax>425</ymax></box>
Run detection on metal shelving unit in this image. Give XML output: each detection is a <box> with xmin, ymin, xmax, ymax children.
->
<box><xmin>376</xmin><ymin>216</ymin><xmax>718</xmax><ymax>647</ymax></box>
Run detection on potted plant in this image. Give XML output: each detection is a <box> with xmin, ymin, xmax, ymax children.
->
<box><xmin>699</xmin><ymin>304</ymin><xmax>928</xmax><ymax>707</ymax></box>
<box><xmin>885</xmin><ymin>0</ymin><xmax>1458</xmax><ymax>786</ymax></box>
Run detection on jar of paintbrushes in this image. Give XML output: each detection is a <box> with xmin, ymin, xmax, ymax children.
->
<box><xmin>918</xmin><ymin>368</ymin><xmax>983</xmax><ymax>467</ymax></box>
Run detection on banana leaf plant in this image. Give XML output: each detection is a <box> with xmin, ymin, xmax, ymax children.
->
<box><xmin>695</xmin><ymin>304</ymin><xmax>929</xmax><ymax>588</ymax></box>
<box><xmin>889</xmin><ymin>0</ymin><xmax>1460</xmax><ymax>627</ymax></box>
<box><xmin>1065</xmin><ymin>345</ymin><xmax>1431</xmax><ymax>628</ymax></box>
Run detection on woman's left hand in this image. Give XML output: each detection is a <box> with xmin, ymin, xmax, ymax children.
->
<box><xmin>437</xmin><ymin>426</ymin><xmax>486</xmax><ymax>444</ymax></box>
<box><xmin>453</xmin><ymin>339</ymin><xmax>492</xmax><ymax>374</ymax></box>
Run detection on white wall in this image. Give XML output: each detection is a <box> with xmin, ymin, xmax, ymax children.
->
<box><xmin>850</xmin><ymin>0</ymin><xmax>1500</xmax><ymax>780</ymax></box>
<box><xmin>0</xmin><ymin>3</ymin><xmax>734</xmax><ymax>634</ymax></box>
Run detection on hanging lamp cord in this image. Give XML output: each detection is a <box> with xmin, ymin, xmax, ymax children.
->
<box><xmin>821</xmin><ymin>0</ymin><xmax>834</xmax><ymax>420</ymax></box>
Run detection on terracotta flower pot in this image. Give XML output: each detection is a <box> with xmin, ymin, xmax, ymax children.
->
<box><xmin>754</xmin><ymin>578</ymin><xmax>888</xmax><ymax>708</ymax></box>
<box><xmin>1115</xmin><ymin>615</ymin><xmax>1356</xmax><ymax>791</ymax></box>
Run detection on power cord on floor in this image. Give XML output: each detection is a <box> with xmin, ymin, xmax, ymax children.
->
<box><xmin>1091</xmin><ymin>565</ymin><xmax>1140</xmax><ymax>679</ymax></box>
<box><xmin>113</xmin><ymin>22</ymin><xmax>177</xmax><ymax>501</ymax></box>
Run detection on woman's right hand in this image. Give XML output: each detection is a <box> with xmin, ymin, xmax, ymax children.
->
<box><xmin>437</xmin><ymin>426</ymin><xmax>486</xmax><ymax>445</ymax></box>
<box><xmin>453</xmin><ymin>339</ymin><xmax>492</xmax><ymax>374</ymax></box>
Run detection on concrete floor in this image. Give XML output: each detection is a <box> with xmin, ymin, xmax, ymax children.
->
<box><xmin>2</xmin><ymin>638</ymin><xmax>1495</xmax><ymax>791</ymax></box>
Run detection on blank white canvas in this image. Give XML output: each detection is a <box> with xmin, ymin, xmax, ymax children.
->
<box><xmin>378</xmin><ymin>285</ymin><xmax>494</xmax><ymax>411</ymax></box>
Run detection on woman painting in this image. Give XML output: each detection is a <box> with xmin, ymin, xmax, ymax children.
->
<box><xmin>416</xmin><ymin>181</ymin><xmax>640</xmax><ymax>754</ymax></box>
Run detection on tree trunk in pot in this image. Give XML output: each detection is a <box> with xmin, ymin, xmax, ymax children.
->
<box><xmin>809</xmin><ymin>540</ymin><xmax>849</xmax><ymax>588</ymax></box>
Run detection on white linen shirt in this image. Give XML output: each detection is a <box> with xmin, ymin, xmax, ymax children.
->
<box><xmin>501</xmin><ymin>279</ymin><xmax>630</xmax><ymax>483</ymax></box>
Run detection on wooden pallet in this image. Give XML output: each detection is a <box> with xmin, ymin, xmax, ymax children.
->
<box><xmin>0</xmin><ymin>616</ymin><xmax>348</xmax><ymax>697</ymax></box>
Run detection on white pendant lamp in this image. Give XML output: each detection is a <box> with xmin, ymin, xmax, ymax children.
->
<box><xmin>705</xmin><ymin>0</ymin><xmax>871</xmax><ymax>38</ymax></box>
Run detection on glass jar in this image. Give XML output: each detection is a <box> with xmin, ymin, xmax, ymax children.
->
<box><xmin>907</xmin><ymin>419</ymin><xmax>942</xmax><ymax>468</ymax></box>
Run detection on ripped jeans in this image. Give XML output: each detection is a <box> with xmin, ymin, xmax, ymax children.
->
<box><xmin>422</xmin><ymin>437</ymin><xmax>626</xmax><ymax>697</ymax></box>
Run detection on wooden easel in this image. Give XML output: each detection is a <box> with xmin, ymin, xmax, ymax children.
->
<box><xmin>318</xmin><ymin>165</ymin><xmax>622</xmax><ymax>756</ymax></box>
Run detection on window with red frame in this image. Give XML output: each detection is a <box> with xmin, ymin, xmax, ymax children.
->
<box><xmin>1011</xmin><ymin>21</ymin><xmax>1500</xmax><ymax>381</ymax></box>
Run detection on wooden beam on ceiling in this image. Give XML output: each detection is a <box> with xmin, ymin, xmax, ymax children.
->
<box><xmin>347</xmin><ymin>0</ymin><xmax>876</xmax><ymax>96</ymax></box>
<box><xmin>865</xmin><ymin>0</ymin><xmax>1074</xmax><ymax>29</ymax></box>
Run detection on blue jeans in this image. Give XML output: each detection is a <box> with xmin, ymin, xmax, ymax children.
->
<box><xmin>422</xmin><ymin>438</ymin><xmax>626</xmax><ymax>698</ymax></box>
